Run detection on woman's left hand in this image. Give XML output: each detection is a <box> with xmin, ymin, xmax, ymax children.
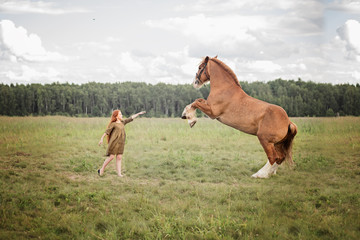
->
<box><xmin>132</xmin><ymin>111</ymin><xmax>146</xmax><ymax>119</ymax></box>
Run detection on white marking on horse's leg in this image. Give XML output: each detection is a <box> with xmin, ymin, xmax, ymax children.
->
<box><xmin>182</xmin><ymin>104</ymin><xmax>197</xmax><ymax>127</ymax></box>
<box><xmin>251</xmin><ymin>161</ymin><xmax>271</xmax><ymax>178</ymax></box>
<box><xmin>269</xmin><ymin>162</ymin><xmax>279</xmax><ymax>175</ymax></box>
<box><xmin>251</xmin><ymin>161</ymin><xmax>279</xmax><ymax>178</ymax></box>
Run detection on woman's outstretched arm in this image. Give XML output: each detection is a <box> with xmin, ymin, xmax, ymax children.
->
<box><xmin>131</xmin><ymin>111</ymin><xmax>146</xmax><ymax>119</ymax></box>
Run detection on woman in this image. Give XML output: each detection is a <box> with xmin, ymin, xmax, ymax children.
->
<box><xmin>98</xmin><ymin>109</ymin><xmax>146</xmax><ymax>177</ymax></box>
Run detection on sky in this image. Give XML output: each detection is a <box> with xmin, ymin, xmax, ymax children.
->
<box><xmin>0</xmin><ymin>0</ymin><xmax>360</xmax><ymax>85</ymax></box>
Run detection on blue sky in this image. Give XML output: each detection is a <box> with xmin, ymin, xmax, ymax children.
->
<box><xmin>1</xmin><ymin>0</ymin><xmax>360</xmax><ymax>85</ymax></box>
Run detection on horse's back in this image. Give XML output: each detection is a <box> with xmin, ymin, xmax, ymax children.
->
<box><xmin>241</xmin><ymin>94</ymin><xmax>290</xmax><ymax>125</ymax></box>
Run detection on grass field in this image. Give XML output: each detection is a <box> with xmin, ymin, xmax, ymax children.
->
<box><xmin>0</xmin><ymin>116</ymin><xmax>359</xmax><ymax>239</ymax></box>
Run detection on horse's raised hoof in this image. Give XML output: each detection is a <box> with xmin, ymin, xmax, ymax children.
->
<box><xmin>189</xmin><ymin>120</ymin><xmax>197</xmax><ymax>128</ymax></box>
<box><xmin>181</xmin><ymin>115</ymin><xmax>187</xmax><ymax>119</ymax></box>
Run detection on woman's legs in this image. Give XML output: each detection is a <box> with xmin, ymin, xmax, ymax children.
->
<box><xmin>116</xmin><ymin>154</ymin><xmax>123</xmax><ymax>177</ymax></box>
<box><xmin>99</xmin><ymin>154</ymin><xmax>115</xmax><ymax>175</ymax></box>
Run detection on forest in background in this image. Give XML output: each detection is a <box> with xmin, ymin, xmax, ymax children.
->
<box><xmin>1</xmin><ymin>79</ymin><xmax>359</xmax><ymax>117</ymax></box>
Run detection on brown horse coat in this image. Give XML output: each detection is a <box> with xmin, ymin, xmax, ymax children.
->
<box><xmin>182</xmin><ymin>56</ymin><xmax>297</xmax><ymax>178</ymax></box>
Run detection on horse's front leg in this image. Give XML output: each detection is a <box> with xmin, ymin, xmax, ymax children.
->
<box><xmin>181</xmin><ymin>99</ymin><xmax>216</xmax><ymax>128</ymax></box>
<box><xmin>191</xmin><ymin>99</ymin><xmax>217</xmax><ymax>118</ymax></box>
<box><xmin>181</xmin><ymin>102</ymin><xmax>198</xmax><ymax>128</ymax></box>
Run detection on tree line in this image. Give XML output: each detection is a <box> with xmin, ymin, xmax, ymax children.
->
<box><xmin>0</xmin><ymin>79</ymin><xmax>359</xmax><ymax>117</ymax></box>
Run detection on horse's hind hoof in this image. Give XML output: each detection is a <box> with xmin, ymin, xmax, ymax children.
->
<box><xmin>251</xmin><ymin>172</ymin><xmax>269</xmax><ymax>178</ymax></box>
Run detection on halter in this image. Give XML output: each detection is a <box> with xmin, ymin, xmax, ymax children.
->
<box><xmin>195</xmin><ymin>61</ymin><xmax>210</xmax><ymax>84</ymax></box>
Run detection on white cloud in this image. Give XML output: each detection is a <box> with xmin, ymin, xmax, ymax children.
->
<box><xmin>118</xmin><ymin>52</ymin><xmax>145</xmax><ymax>75</ymax></box>
<box><xmin>352</xmin><ymin>71</ymin><xmax>360</xmax><ymax>80</ymax></box>
<box><xmin>242</xmin><ymin>60</ymin><xmax>282</xmax><ymax>73</ymax></box>
<box><xmin>145</xmin><ymin>0</ymin><xmax>322</xmax><ymax>60</ymax></box>
<box><xmin>176</xmin><ymin>0</ymin><xmax>317</xmax><ymax>14</ymax></box>
<box><xmin>174</xmin><ymin>0</ymin><xmax>323</xmax><ymax>35</ymax></box>
<box><xmin>287</xmin><ymin>63</ymin><xmax>307</xmax><ymax>71</ymax></box>
<box><xmin>0</xmin><ymin>20</ymin><xmax>67</xmax><ymax>62</ymax></box>
<box><xmin>337</xmin><ymin>19</ymin><xmax>360</xmax><ymax>60</ymax></box>
<box><xmin>327</xmin><ymin>0</ymin><xmax>360</xmax><ymax>13</ymax></box>
<box><xmin>146</xmin><ymin>14</ymin><xmax>295</xmax><ymax>60</ymax></box>
<box><xmin>4</xmin><ymin>65</ymin><xmax>60</xmax><ymax>82</ymax></box>
<box><xmin>105</xmin><ymin>37</ymin><xmax>122</xmax><ymax>43</ymax></box>
<box><xmin>0</xmin><ymin>1</ymin><xmax>359</xmax><ymax>86</ymax></box>
<box><xmin>146</xmin><ymin>14</ymin><xmax>266</xmax><ymax>41</ymax></box>
<box><xmin>143</xmin><ymin>1</ymin><xmax>360</xmax><ymax>84</ymax></box>
<box><xmin>75</xmin><ymin>41</ymin><xmax>112</xmax><ymax>52</ymax></box>
<box><xmin>0</xmin><ymin>0</ymin><xmax>89</xmax><ymax>15</ymax></box>
<box><xmin>113</xmin><ymin>48</ymin><xmax>199</xmax><ymax>84</ymax></box>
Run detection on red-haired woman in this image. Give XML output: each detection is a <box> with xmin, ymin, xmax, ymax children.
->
<box><xmin>98</xmin><ymin>110</ymin><xmax>146</xmax><ymax>177</ymax></box>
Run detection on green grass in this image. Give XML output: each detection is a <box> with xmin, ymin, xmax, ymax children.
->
<box><xmin>0</xmin><ymin>116</ymin><xmax>359</xmax><ymax>239</ymax></box>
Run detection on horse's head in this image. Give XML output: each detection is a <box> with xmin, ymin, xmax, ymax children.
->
<box><xmin>193</xmin><ymin>56</ymin><xmax>210</xmax><ymax>88</ymax></box>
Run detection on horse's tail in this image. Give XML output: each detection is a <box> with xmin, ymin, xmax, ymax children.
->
<box><xmin>283</xmin><ymin>122</ymin><xmax>297</xmax><ymax>167</ymax></box>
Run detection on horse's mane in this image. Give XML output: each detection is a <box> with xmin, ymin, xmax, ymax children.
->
<box><xmin>210</xmin><ymin>57</ymin><xmax>242</xmax><ymax>88</ymax></box>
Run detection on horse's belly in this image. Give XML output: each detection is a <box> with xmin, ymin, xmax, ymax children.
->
<box><xmin>217</xmin><ymin>117</ymin><xmax>257</xmax><ymax>135</ymax></box>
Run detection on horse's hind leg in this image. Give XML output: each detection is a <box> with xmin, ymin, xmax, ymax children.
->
<box><xmin>274</xmin><ymin>143</ymin><xmax>286</xmax><ymax>165</ymax></box>
<box><xmin>252</xmin><ymin>138</ymin><xmax>280</xmax><ymax>178</ymax></box>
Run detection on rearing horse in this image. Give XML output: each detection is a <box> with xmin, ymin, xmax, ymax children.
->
<box><xmin>181</xmin><ymin>56</ymin><xmax>297</xmax><ymax>178</ymax></box>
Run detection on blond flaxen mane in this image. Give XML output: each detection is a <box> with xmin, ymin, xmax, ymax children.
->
<box><xmin>210</xmin><ymin>57</ymin><xmax>242</xmax><ymax>88</ymax></box>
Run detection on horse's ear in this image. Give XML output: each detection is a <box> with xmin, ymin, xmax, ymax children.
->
<box><xmin>205</xmin><ymin>56</ymin><xmax>209</xmax><ymax>63</ymax></box>
<box><xmin>214</xmin><ymin>55</ymin><xmax>218</xmax><ymax>59</ymax></box>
